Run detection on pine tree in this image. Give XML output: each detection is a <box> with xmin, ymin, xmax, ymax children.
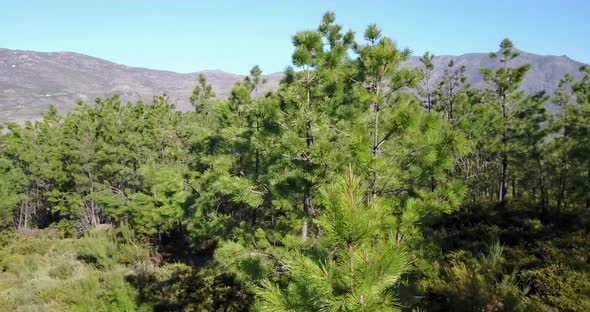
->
<box><xmin>0</xmin><ymin>156</ymin><xmax>28</xmax><ymax>227</ymax></box>
<box><xmin>480</xmin><ymin>38</ymin><xmax>530</xmax><ymax>208</ymax></box>
<box><xmin>511</xmin><ymin>92</ymin><xmax>550</xmax><ymax>214</ymax></box>
<box><xmin>209</xmin><ymin>66</ymin><xmax>281</xmax><ymax>229</ymax></box>
<box><xmin>351</xmin><ymin>24</ymin><xmax>467</xmax><ymax>248</ymax></box>
<box><xmin>255</xmin><ymin>168</ymin><xmax>409</xmax><ymax>311</ymax></box>
<box><xmin>445</xmin><ymin>86</ymin><xmax>502</xmax><ymax>203</ymax></box>
<box><xmin>551</xmin><ymin>74</ymin><xmax>575</xmax><ymax>213</ymax></box>
<box><xmin>418</xmin><ymin>52</ymin><xmax>435</xmax><ymax>111</ymax></box>
<box><xmin>1</xmin><ymin>106</ymin><xmax>66</xmax><ymax>229</ymax></box>
<box><xmin>569</xmin><ymin>66</ymin><xmax>590</xmax><ymax>209</ymax></box>
<box><xmin>353</xmin><ymin>23</ymin><xmax>421</xmax><ymax>197</ymax></box>
<box><xmin>434</xmin><ymin>59</ymin><xmax>468</xmax><ymax>121</ymax></box>
<box><xmin>190</xmin><ymin>73</ymin><xmax>216</xmax><ymax>123</ymax></box>
<box><xmin>276</xmin><ymin>11</ymin><xmax>355</xmax><ymax>240</ymax></box>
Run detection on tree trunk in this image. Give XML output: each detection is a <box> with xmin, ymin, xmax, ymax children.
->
<box><xmin>302</xmin><ymin>71</ymin><xmax>313</xmax><ymax>241</ymax></box>
<box><xmin>370</xmin><ymin>103</ymin><xmax>380</xmax><ymax>197</ymax></box>
<box><xmin>499</xmin><ymin>88</ymin><xmax>508</xmax><ymax>209</ymax></box>
<box><xmin>533</xmin><ymin>153</ymin><xmax>548</xmax><ymax>216</ymax></box>
<box><xmin>250</xmin><ymin>208</ymin><xmax>257</xmax><ymax>228</ymax></box>
<box><xmin>348</xmin><ymin>241</ymin><xmax>354</xmax><ymax>291</ymax></box>
<box><xmin>23</xmin><ymin>202</ymin><xmax>29</xmax><ymax>230</ymax></box>
<box><xmin>499</xmin><ymin>145</ymin><xmax>508</xmax><ymax>209</ymax></box>
<box><xmin>302</xmin><ymin>190</ymin><xmax>312</xmax><ymax>241</ymax></box>
<box><xmin>17</xmin><ymin>202</ymin><xmax>24</xmax><ymax>230</ymax></box>
<box><xmin>556</xmin><ymin>157</ymin><xmax>568</xmax><ymax>216</ymax></box>
<box><xmin>540</xmin><ymin>180</ymin><xmax>548</xmax><ymax>217</ymax></box>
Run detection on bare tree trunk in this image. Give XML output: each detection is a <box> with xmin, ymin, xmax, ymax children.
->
<box><xmin>23</xmin><ymin>202</ymin><xmax>29</xmax><ymax>230</ymax></box>
<box><xmin>17</xmin><ymin>202</ymin><xmax>24</xmax><ymax>230</ymax></box>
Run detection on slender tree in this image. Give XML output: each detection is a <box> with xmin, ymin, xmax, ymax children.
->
<box><xmin>277</xmin><ymin>11</ymin><xmax>354</xmax><ymax>240</ymax></box>
<box><xmin>435</xmin><ymin>59</ymin><xmax>468</xmax><ymax>121</ymax></box>
<box><xmin>480</xmin><ymin>38</ymin><xmax>530</xmax><ymax>209</ymax></box>
<box><xmin>419</xmin><ymin>52</ymin><xmax>435</xmax><ymax>111</ymax></box>
<box><xmin>190</xmin><ymin>73</ymin><xmax>216</xmax><ymax>123</ymax></box>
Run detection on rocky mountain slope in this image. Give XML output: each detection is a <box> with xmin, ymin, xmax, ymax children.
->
<box><xmin>0</xmin><ymin>48</ymin><xmax>586</xmax><ymax>123</ymax></box>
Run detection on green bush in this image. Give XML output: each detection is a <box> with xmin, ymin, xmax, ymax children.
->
<box><xmin>48</xmin><ymin>260</ymin><xmax>74</xmax><ymax>280</ymax></box>
<box><xmin>418</xmin><ymin>243</ymin><xmax>529</xmax><ymax>311</ymax></box>
<box><xmin>0</xmin><ymin>228</ymin><xmax>153</xmax><ymax>311</ymax></box>
<box><xmin>521</xmin><ymin>264</ymin><xmax>590</xmax><ymax>312</ymax></box>
<box><xmin>131</xmin><ymin>262</ymin><xmax>254</xmax><ymax>311</ymax></box>
<box><xmin>77</xmin><ymin>231</ymin><xmax>119</xmax><ymax>268</ymax></box>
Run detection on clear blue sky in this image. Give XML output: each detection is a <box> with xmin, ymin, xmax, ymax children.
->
<box><xmin>1</xmin><ymin>0</ymin><xmax>588</xmax><ymax>74</ymax></box>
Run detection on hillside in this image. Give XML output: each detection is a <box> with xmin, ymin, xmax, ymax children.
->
<box><xmin>0</xmin><ymin>48</ymin><xmax>282</xmax><ymax>123</ymax></box>
<box><xmin>0</xmin><ymin>48</ymin><xmax>586</xmax><ymax>123</ymax></box>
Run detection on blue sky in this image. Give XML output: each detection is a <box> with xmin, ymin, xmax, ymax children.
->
<box><xmin>1</xmin><ymin>0</ymin><xmax>588</xmax><ymax>74</ymax></box>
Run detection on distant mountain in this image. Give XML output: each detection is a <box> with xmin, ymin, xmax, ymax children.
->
<box><xmin>403</xmin><ymin>50</ymin><xmax>587</xmax><ymax>96</ymax></box>
<box><xmin>0</xmin><ymin>49</ymin><xmax>282</xmax><ymax>124</ymax></box>
<box><xmin>0</xmin><ymin>48</ymin><xmax>587</xmax><ymax>124</ymax></box>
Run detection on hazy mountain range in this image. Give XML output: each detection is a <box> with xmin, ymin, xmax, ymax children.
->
<box><xmin>0</xmin><ymin>48</ymin><xmax>587</xmax><ymax>124</ymax></box>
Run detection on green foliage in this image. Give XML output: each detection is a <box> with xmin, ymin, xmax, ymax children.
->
<box><xmin>420</xmin><ymin>243</ymin><xmax>529</xmax><ymax>312</ymax></box>
<box><xmin>190</xmin><ymin>73</ymin><xmax>217</xmax><ymax>120</ymax></box>
<box><xmin>0</xmin><ymin>229</ymin><xmax>152</xmax><ymax>311</ymax></box>
<box><xmin>0</xmin><ymin>10</ymin><xmax>588</xmax><ymax>312</ymax></box>
<box><xmin>412</xmin><ymin>203</ymin><xmax>590</xmax><ymax>311</ymax></box>
<box><xmin>78</xmin><ymin>230</ymin><xmax>119</xmax><ymax>268</ymax></box>
<box><xmin>253</xmin><ymin>170</ymin><xmax>409</xmax><ymax>312</ymax></box>
<box><xmin>0</xmin><ymin>158</ymin><xmax>27</xmax><ymax>227</ymax></box>
<box><xmin>130</xmin><ymin>262</ymin><xmax>254</xmax><ymax>311</ymax></box>
<box><xmin>521</xmin><ymin>264</ymin><xmax>590</xmax><ymax>311</ymax></box>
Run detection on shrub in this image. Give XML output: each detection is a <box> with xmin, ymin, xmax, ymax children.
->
<box><xmin>521</xmin><ymin>264</ymin><xmax>590</xmax><ymax>312</ymax></box>
<box><xmin>0</xmin><ymin>228</ymin><xmax>153</xmax><ymax>311</ymax></box>
<box><xmin>77</xmin><ymin>231</ymin><xmax>119</xmax><ymax>268</ymax></box>
<box><xmin>131</xmin><ymin>262</ymin><xmax>254</xmax><ymax>311</ymax></box>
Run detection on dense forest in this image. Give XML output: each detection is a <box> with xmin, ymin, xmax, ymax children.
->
<box><xmin>0</xmin><ymin>12</ymin><xmax>589</xmax><ymax>311</ymax></box>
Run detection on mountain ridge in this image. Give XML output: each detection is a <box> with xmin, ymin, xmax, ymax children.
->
<box><xmin>1</xmin><ymin>48</ymin><xmax>587</xmax><ymax>124</ymax></box>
